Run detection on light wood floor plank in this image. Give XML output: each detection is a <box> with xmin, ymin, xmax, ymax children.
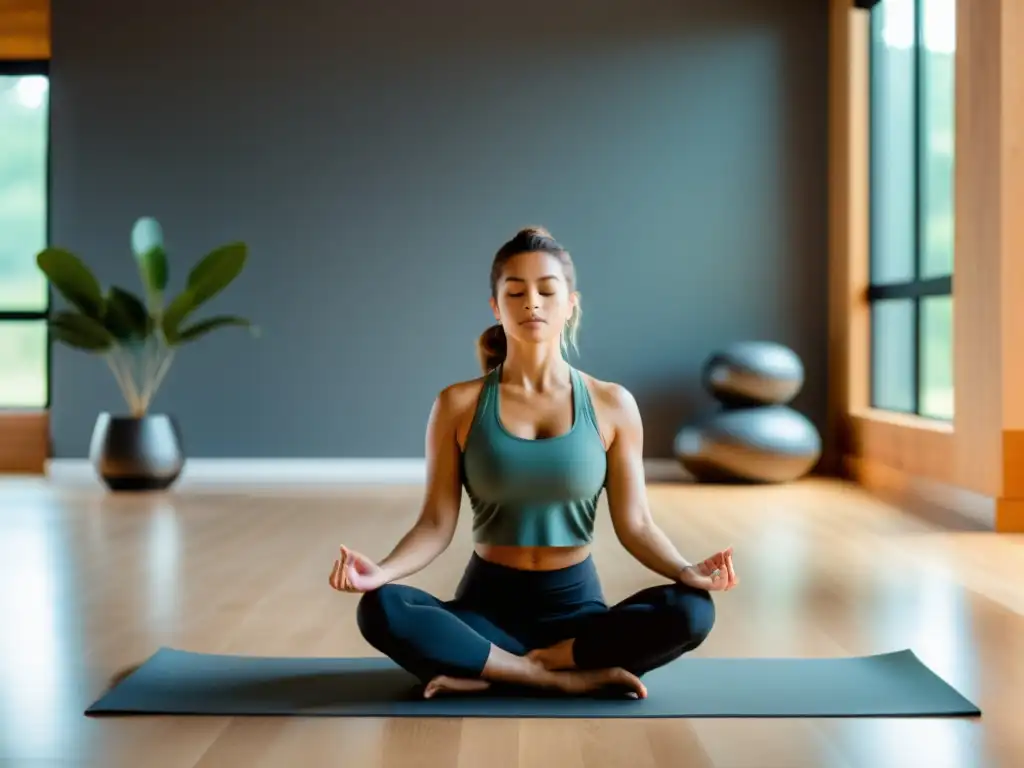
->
<box><xmin>0</xmin><ymin>476</ymin><xmax>1019</xmax><ymax>767</ymax></box>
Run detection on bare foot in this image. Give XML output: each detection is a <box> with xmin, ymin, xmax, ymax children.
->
<box><xmin>527</xmin><ymin>639</ymin><xmax>576</xmax><ymax>671</ymax></box>
<box><xmin>554</xmin><ymin>667</ymin><xmax>648</xmax><ymax>699</ymax></box>
<box><xmin>423</xmin><ymin>675</ymin><xmax>492</xmax><ymax>699</ymax></box>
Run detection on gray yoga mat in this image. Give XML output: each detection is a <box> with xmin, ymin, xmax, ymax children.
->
<box><xmin>84</xmin><ymin>646</ymin><xmax>980</xmax><ymax>719</ymax></box>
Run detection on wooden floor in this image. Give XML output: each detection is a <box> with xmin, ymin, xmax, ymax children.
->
<box><xmin>0</xmin><ymin>475</ymin><xmax>1022</xmax><ymax>767</ymax></box>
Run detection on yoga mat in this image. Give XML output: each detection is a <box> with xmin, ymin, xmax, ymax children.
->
<box><xmin>85</xmin><ymin>647</ymin><xmax>980</xmax><ymax>719</ymax></box>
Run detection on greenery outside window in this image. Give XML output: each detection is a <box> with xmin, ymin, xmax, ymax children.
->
<box><xmin>864</xmin><ymin>0</ymin><xmax>955</xmax><ymax>421</ymax></box>
<box><xmin>0</xmin><ymin>60</ymin><xmax>50</xmax><ymax>410</ymax></box>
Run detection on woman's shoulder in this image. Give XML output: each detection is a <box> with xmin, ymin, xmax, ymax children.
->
<box><xmin>432</xmin><ymin>374</ymin><xmax>489</xmax><ymax>425</ymax></box>
<box><xmin>432</xmin><ymin>375</ymin><xmax>491</xmax><ymax>447</ymax></box>
<box><xmin>576</xmin><ymin>369</ymin><xmax>638</xmax><ymax>409</ymax></box>
<box><xmin>575</xmin><ymin>369</ymin><xmax>643</xmax><ymax>428</ymax></box>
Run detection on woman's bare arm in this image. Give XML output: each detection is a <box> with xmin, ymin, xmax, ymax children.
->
<box><xmin>375</xmin><ymin>386</ymin><xmax>466</xmax><ymax>584</ymax></box>
<box><xmin>600</xmin><ymin>383</ymin><xmax>694</xmax><ymax>581</ymax></box>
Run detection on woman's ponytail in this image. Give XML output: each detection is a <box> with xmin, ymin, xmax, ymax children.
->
<box><xmin>476</xmin><ymin>323</ymin><xmax>507</xmax><ymax>373</ymax></box>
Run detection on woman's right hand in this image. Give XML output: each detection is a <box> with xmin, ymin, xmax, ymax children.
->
<box><xmin>329</xmin><ymin>545</ymin><xmax>389</xmax><ymax>593</ymax></box>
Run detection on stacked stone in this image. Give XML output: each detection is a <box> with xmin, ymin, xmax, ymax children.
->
<box><xmin>673</xmin><ymin>341</ymin><xmax>821</xmax><ymax>484</ymax></box>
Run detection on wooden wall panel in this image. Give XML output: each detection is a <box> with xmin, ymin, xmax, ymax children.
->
<box><xmin>951</xmin><ymin>0</ymin><xmax>1003</xmax><ymax>497</ymax></box>
<box><xmin>825</xmin><ymin>0</ymin><xmax>853</xmax><ymax>475</ymax></box>
<box><xmin>997</xmin><ymin>0</ymin><xmax>1024</xmax><ymax>509</ymax></box>
<box><xmin>849</xmin><ymin>412</ymin><xmax>954</xmax><ymax>483</ymax></box>
<box><xmin>1002</xmin><ymin>0</ymin><xmax>1024</xmax><ymax>432</ymax></box>
<box><xmin>0</xmin><ymin>412</ymin><xmax>48</xmax><ymax>474</ymax></box>
<box><xmin>826</xmin><ymin>0</ymin><xmax>870</xmax><ymax>474</ymax></box>
<box><xmin>0</xmin><ymin>0</ymin><xmax>49</xmax><ymax>60</ymax></box>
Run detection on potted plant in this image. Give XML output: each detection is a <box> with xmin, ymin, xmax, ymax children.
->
<box><xmin>36</xmin><ymin>216</ymin><xmax>258</xmax><ymax>491</ymax></box>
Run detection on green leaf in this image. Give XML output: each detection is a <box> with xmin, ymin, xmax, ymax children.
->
<box><xmin>103</xmin><ymin>286</ymin><xmax>153</xmax><ymax>341</ymax></box>
<box><xmin>137</xmin><ymin>245</ymin><xmax>169</xmax><ymax>297</ymax></box>
<box><xmin>51</xmin><ymin>324</ymin><xmax>110</xmax><ymax>351</ymax></box>
<box><xmin>36</xmin><ymin>247</ymin><xmax>105</xmax><ymax>319</ymax></box>
<box><xmin>49</xmin><ymin>310</ymin><xmax>115</xmax><ymax>352</ymax></box>
<box><xmin>161</xmin><ymin>241</ymin><xmax>248</xmax><ymax>340</ymax></box>
<box><xmin>131</xmin><ymin>218</ymin><xmax>169</xmax><ymax>305</ymax></box>
<box><xmin>160</xmin><ymin>289</ymin><xmax>196</xmax><ymax>343</ymax></box>
<box><xmin>172</xmin><ymin>315</ymin><xmax>258</xmax><ymax>345</ymax></box>
<box><xmin>186</xmin><ymin>242</ymin><xmax>247</xmax><ymax>305</ymax></box>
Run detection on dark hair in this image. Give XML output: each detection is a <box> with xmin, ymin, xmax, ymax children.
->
<box><xmin>476</xmin><ymin>226</ymin><xmax>581</xmax><ymax>373</ymax></box>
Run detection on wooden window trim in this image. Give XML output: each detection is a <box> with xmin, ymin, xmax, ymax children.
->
<box><xmin>0</xmin><ymin>0</ymin><xmax>50</xmax><ymax>61</ymax></box>
<box><xmin>0</xmin><ymin>1</ymin><xmax>50</xmax><ymax>474</ymax></box>
<box><xmin>830</xmin><ymin>0</ymin><xmax>1024</xmax><ymax>532</ymax></box>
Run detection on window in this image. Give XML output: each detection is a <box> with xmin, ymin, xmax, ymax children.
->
<box><xmin>0</xmin><ymin>61</ymin><xmax>49</xmax><ymax>409</ymax></box>
<box><xmin>865</xmin><ymin>0</ymin><xmax>955</xmax><ymax>420</ymax></box>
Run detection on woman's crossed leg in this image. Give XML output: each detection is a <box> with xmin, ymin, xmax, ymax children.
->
<box><xmin>526</xmin><ymin>581</ymin><xmax>717</xmax><ymax>677</ymax></box>
<box><xmin>355</xmin><ymin>583</ymin><xmax>648</xmax><ymax>698</ymax></box>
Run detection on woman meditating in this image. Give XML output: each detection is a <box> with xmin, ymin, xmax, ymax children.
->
<box><xmin>329</xmin><ymin>226</ymin><xmax>737</xmax><ymax>699</ymax></box>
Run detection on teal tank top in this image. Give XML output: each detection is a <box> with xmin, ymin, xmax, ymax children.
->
<box><xmin>460</xmin><ymin>363</ymin><xmax>608</xmax><ymax>547</ymax></box>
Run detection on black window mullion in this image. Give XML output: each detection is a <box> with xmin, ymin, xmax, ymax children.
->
<box><xmin>0</xmin><ymin>59</ymin><xmax>49</xmax><ymax>77</ymax></box>
<box><xmin>866</xmin><ymin>275</ymin><xmax>951</xmax><ymax>302</ymax></box>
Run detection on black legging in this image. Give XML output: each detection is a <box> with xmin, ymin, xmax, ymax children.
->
<box><xmin>356</xmin><ymin>553</ymin><xmax>716</xmax><ymax>683</ymax></box>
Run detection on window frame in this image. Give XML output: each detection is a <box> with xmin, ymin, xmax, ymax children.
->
<box><xmin>0</xmin><ymin>57</ymin><xmax>51</xmax><ymax>411</ymax></box>
<box><xmin>864</xmin><ymin>0</ymin><xmax>955</xmax><ymax>421</ymax></box>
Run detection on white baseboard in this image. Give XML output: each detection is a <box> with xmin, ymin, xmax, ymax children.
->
<box><xmin>44</xmin><ymin>457</ymin><xmax>691</xmax><ymax>488</ymax></box>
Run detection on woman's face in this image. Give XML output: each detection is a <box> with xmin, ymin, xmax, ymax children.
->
<box><xmin>490</xmin><ymin>251</ymin><xmax>577</xmax><ymax>346</ymax></box>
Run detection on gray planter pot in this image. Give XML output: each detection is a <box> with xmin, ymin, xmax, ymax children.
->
<box><xmin>89</xmin><ymin>413</ymin><xmax>185</xmax><ymax>491</ymax></box>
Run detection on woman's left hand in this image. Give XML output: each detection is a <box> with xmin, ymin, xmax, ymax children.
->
<box><xmin>678</xmin><ymin>546</ymin><xmax>738</xmax><ymax>592</ymax></box>
<box><xmin>329</xmin><ymin>545</ymin><xmax>389</xmax><ymax>593</ymax></box>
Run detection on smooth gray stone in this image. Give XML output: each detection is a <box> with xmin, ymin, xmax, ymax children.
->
<box><xmin>703</xmin><ymin>341</ymin><xmax>805</xmax><ymax>406</ymax></box>
<box><xmin>675</xmin><ymin>405</ymin><xmax>821</xmax><ymax>483</ymax></box>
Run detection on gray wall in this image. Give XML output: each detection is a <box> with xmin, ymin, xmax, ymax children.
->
<box><xmin>49</xmin><ymin>0</ymin><xmax>829</xmax><ymax>460</ymax></box>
